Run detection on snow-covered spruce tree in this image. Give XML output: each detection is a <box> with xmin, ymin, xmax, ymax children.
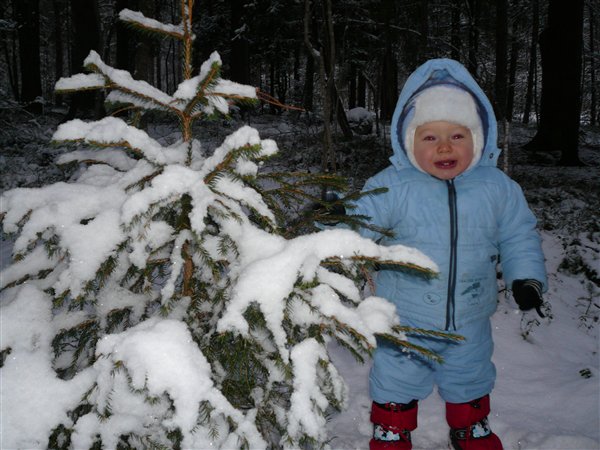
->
<box><xmin>0</xmin><ymin>2</ymin><xmax>445</xmax><ymax>449</ymax></box>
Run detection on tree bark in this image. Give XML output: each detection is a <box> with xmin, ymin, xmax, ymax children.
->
<box><xmin>348</xmin><ymin>63</ymin><xmax>357</xmax><ymax>110</ymax></box>
<box><xmin>380</xmin><ymin>45</ymin><xmax>397</xmax><ymax>122</ymax></box>
<box><xmin>523</xmin><ymin>0</ymin><xmax>584</xmax><ymax>166</ymax></box>
<box><xmin>230</xmin><ymin>0</ymin><xmax>250</xmax><ymax>85</ymax></box>
<box><xmin>52</xmin><ymin>0</ymin><xmax>66</xmax><ymax>106</ymax></box>
<box><xmin>522</xmin><ymin>0</ymin><xmax>539</xmax><ymax>125</ymax></box>
<box><xmin>133</xmin><ymin>0</ymin><xmax>155</xmax><ymax>84</ymax></box>
<box><xmin>15</xmin><ymin>0</ymin><xmax>42</xmax><ymax>113</ymax></box>
<box><xmin>494</xmin><ymin>0</ymin><xmax>508</xmax><ymax>122</ymax></box>
<box><xmin>466</xmin><ymin>0</ymin><xmax>480</xmax><ymax>76</ymax></box>
<box><xmin>450</xmin><ymin>0</ymin><xmax>461</xmax><ymax>61</ymax></box>
<box><xmin>115</xmin><ymin>0</ymin><xmax>132</xmax><ymax>72</ymax></box>
<box><xmin>67</xmin><ymin>0</ymin><xmax>102</xmax><ymax>119</ymax></box>
<box><xmin>589</xmin><ymin>3</ymin><xmax>597</xmax><ymax>126</ymax></box>
<box><xmin>357</xmin><ymin>70</ymin><xmax>366</xmax><ymax>108</ymax></box>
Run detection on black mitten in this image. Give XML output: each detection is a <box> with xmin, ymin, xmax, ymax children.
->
<box><xmin>512</xmin><ymin>279</ymin><xmax>545</xmax><ymax>317</ymax></box>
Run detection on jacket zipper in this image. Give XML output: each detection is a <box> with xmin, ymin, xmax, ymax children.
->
<box><xmin>445</xmin><ymin>179</ymin><xmax>458</xmax><ymax>331</ymax></box>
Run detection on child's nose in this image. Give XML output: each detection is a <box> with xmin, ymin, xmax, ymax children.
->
<box><xmin>437</xmin><ymin>138</ymin><xmax>452</xmax><ymax>152</ymax></box>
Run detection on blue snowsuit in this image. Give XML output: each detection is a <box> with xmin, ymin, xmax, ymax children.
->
<box><xmin>351</xmin><ymin>59</ymin><xmax>548</xmax><ymax>404</ymax></box>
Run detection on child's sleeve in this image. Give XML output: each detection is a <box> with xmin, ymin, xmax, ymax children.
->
<box><xmin>497</xmin><ymin>179</ymin><xmax>548</xmax><ymax>292</ymax></box>
<box><xmin>347</xmin><ymin>174</ymin><xmax>394</xmax><ymax>243</ymax></box>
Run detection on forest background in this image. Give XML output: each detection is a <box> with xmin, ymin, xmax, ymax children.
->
<box><xmin>1</xmin><ymin>1</ymin><xmax>599</xmax><ymax>448</ymax></box>
<box><xmin>1</xmin><ymin>0</ymin><xmax>598</xmax><ymax>168</ymax></box>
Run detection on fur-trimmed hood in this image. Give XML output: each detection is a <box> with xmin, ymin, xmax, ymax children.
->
<box><xmin>390</xmin><ymin>58</ymin><xmax>500</xmax><ymax>174</ymax></box>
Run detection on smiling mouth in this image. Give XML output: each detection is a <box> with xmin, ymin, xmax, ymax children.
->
<box><xmin>434</xmin><ymin>160</ymin><xmax>457</xmax><ymax>169</ymax></box>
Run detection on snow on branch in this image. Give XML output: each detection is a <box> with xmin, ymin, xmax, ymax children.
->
<box><xmin>52</xmin><ymin>117</ymin><xmax>184</xmax><ymax>166</ymax></box>
<box><xmin>217</xmin><ymin>228</ymin><xmax>438</xmax><ymax>361</ymax></box>
<box><xmin>1</xmin><ymin>286</ymin><xmax>95</xmax><ymax>449</ymax></box>
<box><xmin>174</xmin><ymin>52</ymin><xmax>258</xmax><ymax>116</ymax></box>
<box><xmin>1</xmin><ymin>182</ymin><xmax>127</xmax><ymax>297</ymax></box>
<box><xmin>119</xmin><ymin>8</ymin><xmax>185</xmax><ymax>40</ymax></box>
<box><xmin>55</xmin><ymin>73</ymin><xmax>106</xmax><ymax>92</ymax></box>
<box><xmin>83</xmin><ymin>50</ymin><xmax>179</xmax><ymax>113</ymax></box>
<box><xmin>286</xmin><ymin>338</ymin><xmax>344</xmax><ymax>445</ymax></box>
<box><xmin>70</xmin><ymin>319</ymin><xmax>267</xmax><ymax>449</ymax></box>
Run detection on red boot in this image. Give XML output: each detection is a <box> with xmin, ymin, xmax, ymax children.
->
<box><xmin>446</xmin><ymin>395</ymin><xmax>503</xmax><ymax>450</ymax></box>
<box><xmin>369</xmin><ymin>400</ymin><xmax>418</xmax><ymax>450</ymax></box>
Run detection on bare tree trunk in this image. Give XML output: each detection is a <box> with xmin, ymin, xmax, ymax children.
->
<box><xmin>589</xmin><ymin>2</ymin><xmax>597</xmax><ymax>126</ymax></box>
<box><xmin>379</xmin><ymin>0</ymin><xmax>398</xmax><ymax>121</ymax></box>
<box><xmin>302</xmin><ymin>49</ymin><xmax>315</xmax><ymax>111</ymax></box>
<box><xmin>304</xmin><ymin>0</ymin><xmax>335</xmax><ymax>175</ymax></box>
<box><xmin>380</xmin><ymin>45</ymin><xmax>397</xmax><ymax>121</ymax></box>
<box><xmin>357</xmin><ymin>70</ymin><xmax>366</xmax><ymax>108</ymax></box>
<box><xmin>67</xmin><ymin>0</ymin><xmax>102</xmax><ymax>119</ymax></box>
<box><xmin>506</xmin><ymin>0</ymin><xmax>521</xmax><ymax>123</ymax></box>
<box><xmin>523</xmin><ymin>0</ymin><xmax>584</xmax><ymax>166</ymax></box>
<box><xmin>15</xmin><ymin>0</ymin><xmax>42</xmax><ymax>113</ymax></box>
<box><xmin>53</xmin><ymin>0</ymin><xmax>65</xmax><ymax>106</ymax></box>
<box><xmin>466</xmin><ymin>0</ymin><xmax>480</xmax><ymax>75</ymax></box>
<box><xmin>230</xmin><ymin>0</ymin><xmax>250</xmax><ymax>85</ymax></box>
<box><xmin>320</xmin><ymin>0</ymin><xmax>352</xmax><ymax>138</ymax></box>
<box><xmin>134</xmin><ymin>0</ymin><xmax>156</xmax><ymax>84</ymax></box>
<box><xmin>115</xmin><ymin>0</ymin><xmax>132</xmax><ymax>72</ymax></box>
<box><xmin>522</xmin><ymin>0</ymin><xmax>539</xmax><ymax>125</ymax></box>
<box><xmin>348</xmin><ymin>63</ymin><xmax>356</xmax><ymax>110</ymax></box>
<box><xmin>450</xmin><ymin>0</ymin><xmax>461</xmax><ymax>60</ymax></box>
<box><xmin>494</xmin><ymin>0</ymin><xmax>508</xmax><ymax>122</ymax></box>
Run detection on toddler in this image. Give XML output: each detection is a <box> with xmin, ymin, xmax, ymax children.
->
<box><xmin>348</xmin><ymin>59</ymin><xmax>547</xmax><ymax>450</ymax></box>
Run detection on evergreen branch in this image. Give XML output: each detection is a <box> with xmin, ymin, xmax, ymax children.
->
<box><xmin>322</xmin><ymin>255</ymin><xmax>437</xmax><ymax>279</ymax></box>
<box><xmin>81</xmin><ymin>52</ymin><xmax>181</xmax><ymax>114</ymax></box>
<box><xmin>256</xmin><ymin>89</ymin><xmax>306</xmax><ymax>112</ymax></box>
<box><xmin>394</xmin><ymin>325</ymin><xmax>465</xmax><ymax>342</ymax></box>
<box><xmin>204</xmin><ymin>144</ymin><xmax>262</xmax><ymax>186</ymax></box>
<box><xmin>119</xmin><ymin>9</ymin><xmax>185</xmax><ymax>40</ymax></box>
<box><xmin>125</xmin><ymin>168</ymin><xmax>164</xmax><ymax>192</ymax></box>
<box><xmin>376</xmin><ymin>333</ymin><xmax>447</xmax><ymax>363</ymax></box>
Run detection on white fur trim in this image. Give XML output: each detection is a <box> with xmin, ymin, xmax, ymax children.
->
<box><xmin>404</xmin><ymin>85</ymin><xmax>484</xmax><ymax>173</ymax></box>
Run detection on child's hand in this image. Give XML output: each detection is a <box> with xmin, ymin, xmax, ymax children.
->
<box><xmin>512</xmin><ymin>279</ymin><xmax>545</xmax><ymax>318</ymax></box>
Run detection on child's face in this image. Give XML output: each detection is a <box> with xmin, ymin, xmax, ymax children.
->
<box><xmin>413</xmin><ymin>121</ymin><xmax>474</xmax><ymax>180</ymax></box>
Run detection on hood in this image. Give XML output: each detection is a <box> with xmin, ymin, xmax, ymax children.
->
<box><xmin>390</xmin><ymin>58</ymin><xmax>500</xmax><ymax>173</ymax></box>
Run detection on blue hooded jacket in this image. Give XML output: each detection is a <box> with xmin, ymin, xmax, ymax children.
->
<box><xmin>352</xmin><ymin>59</ymin><xmax>547</xmax><ymax>330</ymax></box>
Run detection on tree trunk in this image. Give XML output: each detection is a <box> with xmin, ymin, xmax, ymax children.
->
<box><xmin>115</xmin><ymin>0</ymin><xmax>132</xmax><ymax>72</ymax></box>
<box><xmin>450</xmin><ymin>0</ymin><xmax>461</xmax><ymax>61</ymax></box>
<box><xmin>53</xmin><ymin>0</ymin><xmax>65</xmax><ymax>106</ymax></box>
<box><xmin>67</xmin><ymin>0</ymin><xmax>102</xmax><ymax>119</ymax></box>
<box><xmin>15</xmin><ymin>0</ymin><xmax>42</xmax><ymax>113</ymax></box>
<box><xmin>230</xmin><ymin>0</ymin><xmax>250</xmax><ymax>84</ymax></box>
<box><xmin>357</xmin><ymin>70</ymin><xmax>366</xmax><ymax>108</ymax></box>
<box><xmin>380</xmin><ymin>45</ymin><xmax>397</xmax><ymax>122</ymax></box>
<box><xmin>133</xmin><ymin>0</ymin><xmax>155</xmax><ymax>84</ymax></box>
<box><xmin>494</xmin><ymin>0</ymin><xmax>508</xmax><ymax>122</ymax></box>
<box><xmin>506</xmin><ymin>0</ymin><xmax>521</xmax><ymax>123</ymax></box>
<box><xmin>348</xmin><ymin>63</ymin><xmax>356</xmax><ymax>110</ymax></box>
<box><xmin>403</xmin><ymin>0</ymin><xmax>428</xmax><ymax>69</ymax></box>
<box><xmin>466</xmin><ymin>0</ymin><xmax>480</xmax><ymax>76</ymax></box>
<box><xmin>320</xmin><ymin>0</ymin><xmax>352</xmax><ymax>138</ymax></box>
<box><xmin>589</xmin><ymin>3</ymin><xmax>597</xmax><ymax>126</ymax></box>
<box><xmin>523</xmin><ymin>0</ymin><xmax>584</xmax><ymax>166</ymax></box>
<box><xmin>379</xmin><ymin>0</ymin><xmax>398</xmax><ymax>121</ymax></box>
<box><xmin>302</xmin><ymin>48</ymin><xmax>315</xmax><ymax>111</ymax></box>
<box><xmin>522</xmin><ymin>0</ymin><xmax>539</xmax><ymax>125</ymax></box>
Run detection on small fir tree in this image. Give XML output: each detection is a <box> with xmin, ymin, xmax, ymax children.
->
<box><xmin>0</xmin><ymin>1</ymin><xmax>448</xmax><ymax>448</ymax></box>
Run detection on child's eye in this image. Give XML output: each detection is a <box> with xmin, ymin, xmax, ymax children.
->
<box><xmin>423</xmin><ymin>135</ymin><xmax>436</xmax><ymax>141</ymax></box>
<box><xmin>452</xmin><ymin>133</ymin><xmax>465</xmax><ymax>140</ymax></box>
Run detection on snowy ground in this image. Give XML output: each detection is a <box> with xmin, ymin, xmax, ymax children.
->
<box><xmin>1</xmin><ymin>108</ymin><xmax>599</xmax><ymax>450</ymax></box>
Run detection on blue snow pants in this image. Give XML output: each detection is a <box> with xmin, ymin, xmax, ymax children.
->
<box><xmin>369</xmin><ymin>317</ymin><xmax>496</xmax><ymax>404</ymax></box>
